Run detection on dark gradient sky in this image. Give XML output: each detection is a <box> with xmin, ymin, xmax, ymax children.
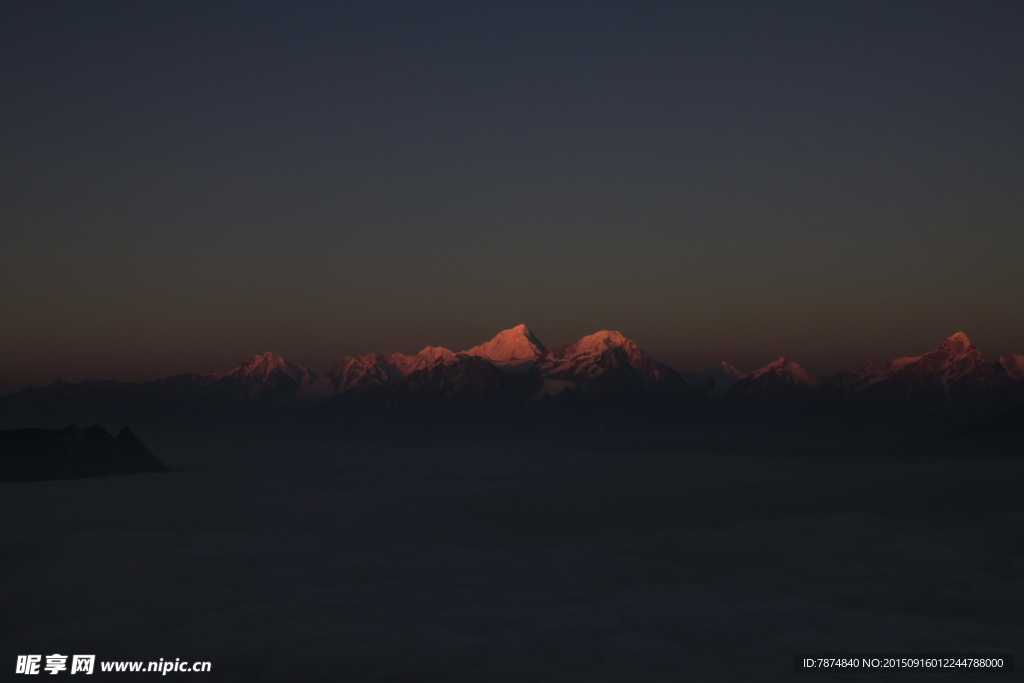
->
<box><xmin>2</xmin><ymin>1</ymin><xmax>1023</xmax><ymax>393</ymax></box>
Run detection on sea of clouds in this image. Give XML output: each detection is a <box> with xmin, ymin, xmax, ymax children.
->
<box><xmin>1</xmin><ymin>440</ymin><xmax>1021</xmax><ymax>681</ymax></box>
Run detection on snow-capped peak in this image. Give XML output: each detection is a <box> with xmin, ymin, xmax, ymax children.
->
<box><xmin>230</xmin><ymin>352</ymin><xmax>307</xmax><ymax>381</ymax></box>
<box><xmin>939</xmin><ymin>331</ymin><xmax>974</xmax><ymax>356</ymax></box>
<box><xmin>208</xmin><ymin>352</ymin><xmax>318</xmax><ymax>396</ymax></box>
<box><xmin>719</xmin><ymin>361</ymin><xmax>746</xmax><ymax>379</ymax></box>
<box><xmin>913</xmin><ymin>332</ymin><xmax>989</xmax><ymax>380</ymax></box>
<box><xmin>997</xmin><ymin>354</ymin><xmax>1024</xmax><ymax>380</ymax></box>
<box><xmin>842</xmin><ymin>332</ymin><xmax>995</xmax><ymax>393</ymax></box>
<box><xmin>384</xmin><ymin>346</ymin><xmax>461</xmax><ymax>374</ymax></box>
<box><xmin>572</xmin><ymin>329</ymin><xmax>631</xmax><ymax>350</ymax></box>
<box><xmin>536</xmin><ymin>329</ymin><xmax>674</xmax><ymax>385</ymax></box>
<box><xmin>241</xmin><ymin>351</ymin><xmax>287</xmax><ymax>368</ymax></box>
<box><xmin>751</xmin><ymin>357</ymin><xmax>787</xmax><ymax>376</ymax></box>
<box><xmin>327</xmin><ymin>345</ymin><xmax>464</xmax><ymax>393</ymax></box>
<box><xmin>416</xmin><ymin>346</ymin><xmax>458</xmax><ymax>364</ymax></box>
<box><xmin>463</xmin><ymin>324</ymin><xmax>547</xmax><ymax>361</ymax></box>
<box><xmin>750</xmin><ymin>357</ymin><xmax>818</xmax><ymax>386</ymax></box>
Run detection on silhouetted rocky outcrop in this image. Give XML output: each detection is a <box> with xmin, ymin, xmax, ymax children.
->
<box><xmin>0</xmin><ymin>425</ymin><xmax>167</xmax><ymax>482</ymax></box>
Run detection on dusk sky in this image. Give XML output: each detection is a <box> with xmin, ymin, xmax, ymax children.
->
<box><xmin>2</xmin><ymin>1</ymin><xmax>1023</xmax><ymax>393</ymax></box>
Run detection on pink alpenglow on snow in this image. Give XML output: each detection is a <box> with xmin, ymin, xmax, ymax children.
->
<box><xmin>215</xmin><ymin>352</ymin><xmax>318</xmax><ymax>384</ymax></box>
<box><xmin>998</xmin><ymin>354</ymin><xmax>1024</xmax><ymax>380</ymax></box>
<box><xmin>537</xmin><ymin>329</ymin><xmax>673</xmax><ymax>384</ymax></box>
<box><xmin>326</xmin><ymin>347</ymin><xmax>460</xmax><ymax>392</ymax></box>
<box><xmin>462</xmin><ymin>324</ymin><xmax>547</xmax><ymax>362</ymax></box>
<box><xmin>749</xmin><ymin>357</ymin><xmax>819</xmax><ymax>387</ymax></box>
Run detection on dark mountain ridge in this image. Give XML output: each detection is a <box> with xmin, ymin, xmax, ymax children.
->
<box><xmin>0</xmin><ymin>424</ymin><xmax>167</xmax><ymax>482</ymax></box>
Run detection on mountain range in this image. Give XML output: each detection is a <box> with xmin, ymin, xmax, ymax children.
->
<box><xmin>1</xmin><ymin>326</ymin><xmax>1022</xmax><ymax>439</ymax></box>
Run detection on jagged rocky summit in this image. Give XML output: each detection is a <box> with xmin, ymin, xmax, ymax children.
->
<box><xmin>0</xmin><ymin>425</ymin><xmax>167</xmax><ymax>482</ymax></box>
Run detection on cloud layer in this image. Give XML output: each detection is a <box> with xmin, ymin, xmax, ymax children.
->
<box><xmin>1</xmin><ymin>443</ymin><xmax>1020</xmax><ymax>681</ymax></box>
